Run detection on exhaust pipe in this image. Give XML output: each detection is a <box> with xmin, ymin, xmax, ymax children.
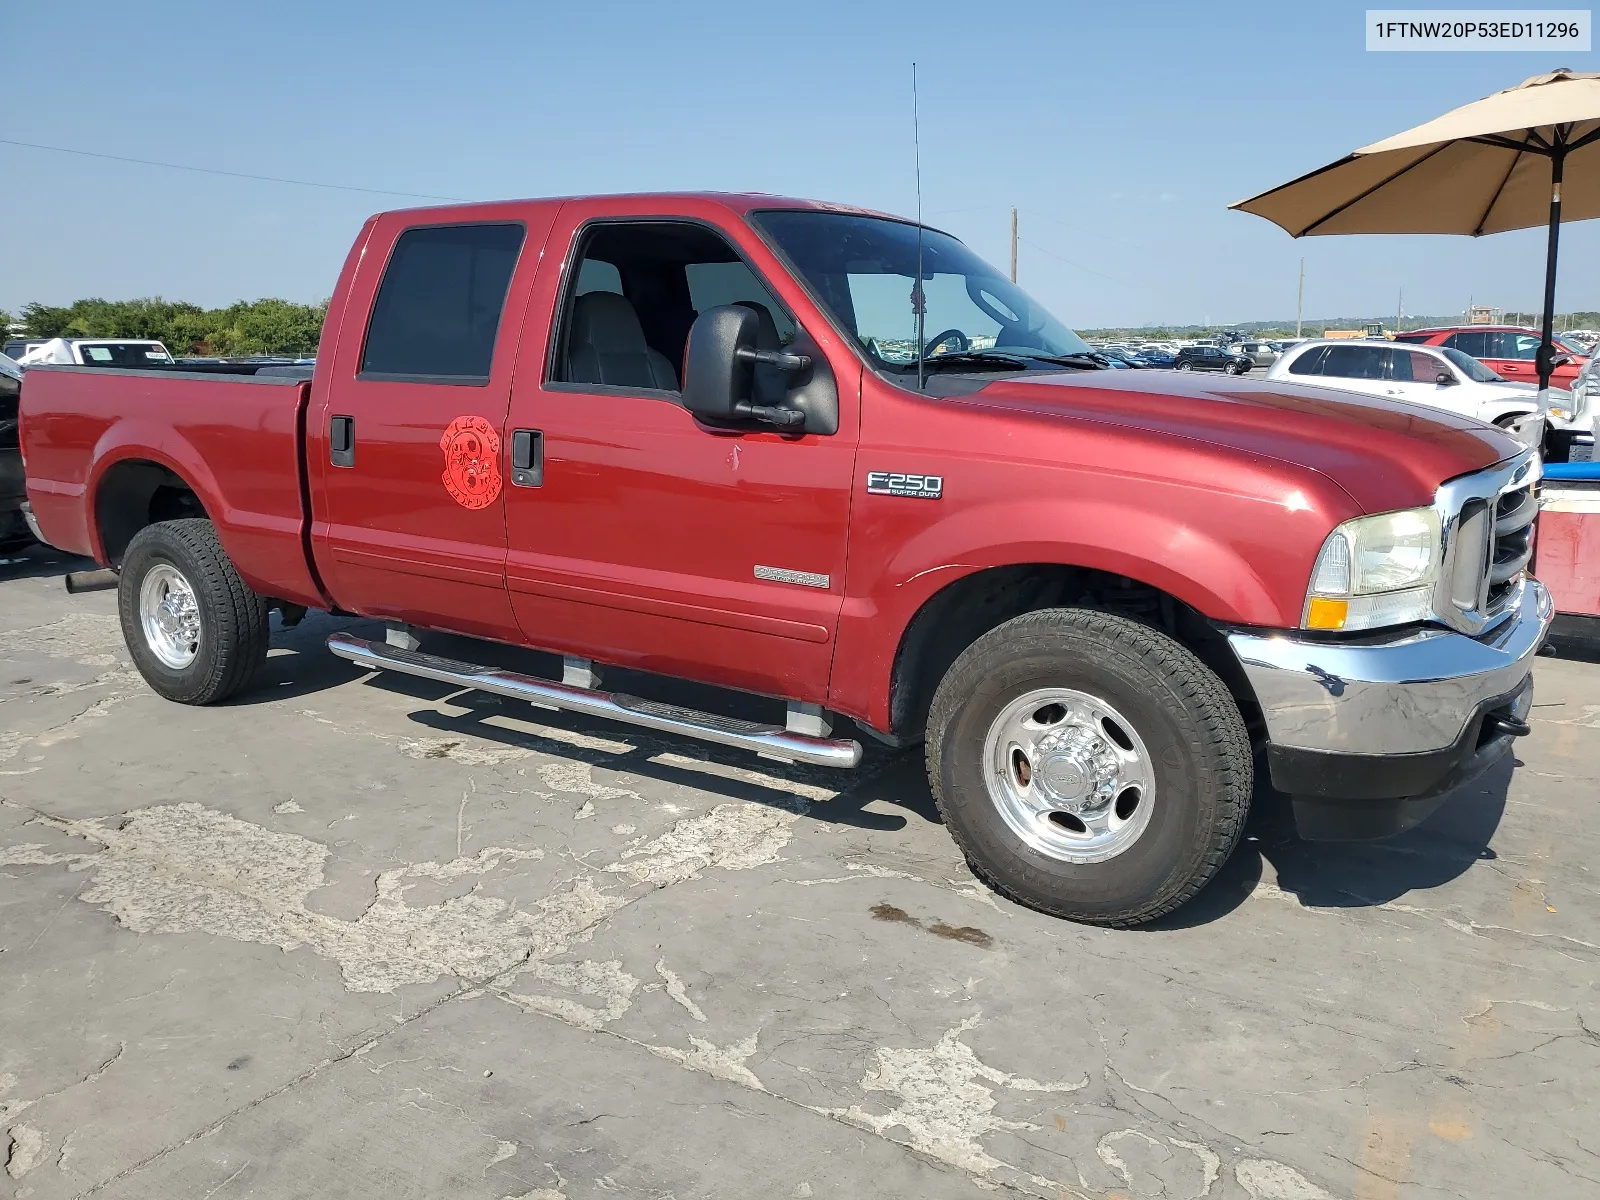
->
<box><xmin>65</xmin><ymin>568</ymin><xmax>119</xmax><ymax>594</ymax></box>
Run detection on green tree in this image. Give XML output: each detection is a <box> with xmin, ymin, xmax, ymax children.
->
<box><xmin>19</xmin><ymin>303</ymin><xmax>75</xmax><ymax>338</ymax></box>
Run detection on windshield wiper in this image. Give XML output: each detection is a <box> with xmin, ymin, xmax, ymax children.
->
<box><xmin>1022</xmin><ymin>352</ymin><xmax>1112</xmax><ymax>369</ymax></box>
<box><xmin>915</xmin><ymin>350</ymin><xmax>1036</xmax><ymax>372</ymax></box>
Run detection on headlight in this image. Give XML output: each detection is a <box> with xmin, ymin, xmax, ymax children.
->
<box><xmin>1302</xmin><ymin>508</ymin><xmax>1441</xmax><ymax>631</ymax></box>
<box><xmin>1545</xmin><ymin>386</ymin><xmax>1576</xmax><ymax>423</ymax></box>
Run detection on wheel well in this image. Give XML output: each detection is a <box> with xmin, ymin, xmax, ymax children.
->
<box><xmin>95</xmin><ymin>459</ymin><xmax>208</xmax><ymax>565</ymax></box>
<box><xmin>886</xmin><ymin>564</ymin><xmax>1265</xmax><ymax>748</ymax></box>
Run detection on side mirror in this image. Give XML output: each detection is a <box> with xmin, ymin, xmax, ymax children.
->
<box><xmin>1435</xmin><ymin>371</ymin><xmax>1456</xmax><ymax>386</ymax></box>
<box><xmin>681</xmin><ymin>305</ymin><xmax>810</xmax><ymax>429</ymax></box>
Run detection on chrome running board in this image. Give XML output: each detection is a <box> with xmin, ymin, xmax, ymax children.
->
<box><xmin>326</xmin><ymin>633</ymin><xmax>863</xmax><ymax>769</ymax></box>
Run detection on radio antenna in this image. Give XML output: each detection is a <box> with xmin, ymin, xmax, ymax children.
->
<box><xmin>913</xmin><ymin>61</ymin><xmax>926</xmax><ymax>392</ymax></box>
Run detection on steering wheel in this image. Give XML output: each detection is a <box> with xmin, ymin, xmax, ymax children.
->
<box><xmin>922</xmin><ymin>328</ymin><xmax>970</xmax><ymax>357</ymax></box>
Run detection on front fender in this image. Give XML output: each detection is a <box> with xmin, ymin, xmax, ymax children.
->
<box><xmin>828</xmin><ymin>486</ymin><xmax>1336</xmax><ymax>730</ymax></box>
<box><xmin>885</xmin><ymin>497</ymin><xmax>1282</xmax><ymax>625</ymax></box>
<box><xmin>1475</xmin><ymin>398</ymin><xmax>1536</xmax><ymax>425</ymax></box>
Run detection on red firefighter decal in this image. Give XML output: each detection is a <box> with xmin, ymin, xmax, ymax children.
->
<box><xmin>439</xmin><ymin>415</ymin><xmax>502</xmax><ymax>510</ymax></box>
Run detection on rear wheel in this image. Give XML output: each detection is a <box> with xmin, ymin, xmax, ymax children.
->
<box><xmin>925</xmin><ymin>609</ymin><xmax>1251</xmax><ymax>926</ymax></box>
<box><xmin>118</xmin><ymin>519</ymin><xmax>270</xmax><ymax>704</ymax></box>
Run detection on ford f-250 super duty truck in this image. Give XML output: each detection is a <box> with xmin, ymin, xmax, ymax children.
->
<box><xmin>20</xmin><ymin>193</ymin><xmax>1552</xmax><ymax>926</ymax></box>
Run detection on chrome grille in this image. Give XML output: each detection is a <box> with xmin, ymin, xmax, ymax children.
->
<box><xmin>1487</xmin><ymin>484</ymin><xmax>1538</xmax><ymax>609</ymax></box>
<box><xmin>1434</xmin><ymin>451</ymin><xmax>1541</xmax><ymax>635</ymax></box>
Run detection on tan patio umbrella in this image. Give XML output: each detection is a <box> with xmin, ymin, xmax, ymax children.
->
<box><xmin>1231</xmin><ymin>68</ymin><xmax>1600</xmax><ymax>391</ymax></box>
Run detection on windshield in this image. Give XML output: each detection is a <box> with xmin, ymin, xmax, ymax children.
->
<box><xmin>1557</xmin><ymin>334</ymin><xmax>1590</xmax><ymax>357</ymax></box>
<box><xmin>1441</xmin><ymin>347</ymin><xmax>1502</xmax><ymax>382</ymax></box>
<box><xmin>752</xmin><ymin>211</ymin><xmax>1093</xmax><ymax>374</ymax></box>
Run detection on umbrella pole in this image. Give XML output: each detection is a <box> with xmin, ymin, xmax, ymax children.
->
<box><xmin>1537</xmin><ymin>148</ymin><xmax>1566</xmax><ymax>393</ymax></box>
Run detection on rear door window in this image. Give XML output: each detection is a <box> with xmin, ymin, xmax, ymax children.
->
<box><xmin>1444</xmin><ymin>331</ymin><xmax>1489</xmax><ymax>358</ymax></box>
<box><xmin>361</xmin><ymin>222</ymin><xmax>526</xmax><ymax>382</ymax></box>
<box><xmin>1320</xmin><ymin>345</ymin><xmax>1383</xmax><ymax>379</ymax></box>
<box><xmin>1287</xmin><ymin>346</ymin><xmax>1328</xmax><ymax>374</ymax></box>
<box><xmin>1491</xmin><ymin>332</ymin><xmax>1541</xmax><ymax>361</ymax></box>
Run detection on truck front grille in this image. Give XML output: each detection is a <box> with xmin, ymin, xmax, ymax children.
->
<box><xmin>1488</xmin><ymin>484</ymin><xmax>1538</xmax><ymax>609</ymax></box>
<box><xmin>1437</xmin><ymin>453</ymin><xmax>1540</xmax><ymax>634</ymax></box>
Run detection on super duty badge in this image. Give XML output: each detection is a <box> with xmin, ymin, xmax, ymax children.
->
<box><xmin>866</xmin><ymin>471</ymin><xmax>943</xmax><ymax>499</ymax></box>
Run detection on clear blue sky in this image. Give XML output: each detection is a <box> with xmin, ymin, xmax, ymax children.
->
<box><xmin>3</xmin><ymin>0</ymin><xmax>1594</xmax><ymax>328</ymax></box>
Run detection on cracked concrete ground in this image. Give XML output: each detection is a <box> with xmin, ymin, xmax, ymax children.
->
<box><xmin>3</xmin><ymin>544</ymin><xmax>1599</xmax><ymax>1200</ymax></box>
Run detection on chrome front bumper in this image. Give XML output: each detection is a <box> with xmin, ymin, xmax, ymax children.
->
<box><xmin>1228</xmin><ymin>577</ymin><xmax>1552</xmax><ymax>758</ymax></box>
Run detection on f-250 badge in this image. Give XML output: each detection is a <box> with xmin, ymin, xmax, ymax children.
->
<box><xmin>440</xmin><ymin>415</ymin><xmax>502</xmax><ymax>510</ymax></box>
<box><xmin>866</xmin><ymin>471</ymin><xmax>943</xmax><ymax>499</ymax></box>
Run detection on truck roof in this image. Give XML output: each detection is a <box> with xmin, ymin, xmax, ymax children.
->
<box><xmin>371</xmin><ymin>192</ymin><xmax>911</xmax><ymax>225</ymax></box>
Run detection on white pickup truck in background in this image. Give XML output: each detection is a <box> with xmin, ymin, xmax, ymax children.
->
<box><xmin>13</xmin><ymin>337</ymin><xmax>175</xmax><ymax>368</ymax></box>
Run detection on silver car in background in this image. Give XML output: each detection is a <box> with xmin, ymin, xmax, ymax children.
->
<box><xmin>1557</xmin><ymin>355</ymin><xmax>1598</xmax><ymax>460</ymax></box>
<box><xmin>1235</xmin><ymin>340</ymin><xmax>1280</xmax><ymax>367</ymax></box>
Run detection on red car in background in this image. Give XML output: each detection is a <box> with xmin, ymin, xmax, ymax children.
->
<box><xmin>1394</xmin><ymin>325</ymin><xmax>1589</xmax><ymax>387</ymax></box>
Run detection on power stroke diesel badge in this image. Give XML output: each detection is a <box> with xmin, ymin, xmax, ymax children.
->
<box><xmin>866</xmin><ymin>471</ymin><xmax>943</xmax><ymax>499</ymax></box>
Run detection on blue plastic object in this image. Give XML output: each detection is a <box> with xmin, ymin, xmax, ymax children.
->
<box><xmin>1544</xmin><ymin>462</ymin><xmax>1600</xmax><ymax>480</ymax></box>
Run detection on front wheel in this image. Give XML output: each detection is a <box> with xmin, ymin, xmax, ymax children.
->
<box><xmin>925</xmin><ymin>609</ymin><xmax>1251</xmax><ymax>926</ymax></box>
<box><xmin>1176</xmin><ymin>361</ymin><xmax>1194</xmax><ymax>372</ymax></box>
<box><xmin>118</xmin><ymin>519</ymin><xmax>270</xmax><ymax>704</ymax></box>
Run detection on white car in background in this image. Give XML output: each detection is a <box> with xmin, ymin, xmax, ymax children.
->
<box><xmin>1266</xmin><ymin>339</ymin><xmax>1542</xmax><ymax>431</ymax></box>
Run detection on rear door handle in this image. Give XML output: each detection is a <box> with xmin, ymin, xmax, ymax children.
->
<box><xmin>330</xmin><ymin>415</ymin><xmax>355</xmax><ymax>467</ymax></box>
<box><xmin>511</xmin><ymin>429</ymin><xmax>543</xmax><ymax>487</ymax></box>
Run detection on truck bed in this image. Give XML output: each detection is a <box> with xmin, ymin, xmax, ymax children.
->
<box><xmin>20</xmin><ymin>364</ymin><xmax>324</xmax><ymax>606</ymax></box>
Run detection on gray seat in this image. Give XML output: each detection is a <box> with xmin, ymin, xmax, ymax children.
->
<box><xmin>567</xmin><ymin>291</ymin><xmax>678</xmax><ymax>390</ymax></box>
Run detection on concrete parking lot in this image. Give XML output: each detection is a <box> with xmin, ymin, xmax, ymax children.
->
<box><xmin>3</xmin><ymin>545</ymin><xmax>1598</xmax><ymax>1200</ymax></box>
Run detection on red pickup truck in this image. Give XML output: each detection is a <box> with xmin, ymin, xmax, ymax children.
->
<box><xmin>20</xmin><ymin>192</ymin><xmax>1552</xmax><ymax>925</ymax></box>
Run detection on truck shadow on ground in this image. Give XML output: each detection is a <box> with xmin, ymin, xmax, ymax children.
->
<box><xmin>241</xmin><ymin>615</ymin><xmax>1511</xmax><ymax>925</ymax></box>
<box><xmin>247</xmin><ymin>616</ymin><xmax>938</xmax><ymax>832</ymax></box>
<box><xmin>1153</xmin><ymin>759</ymin><xmax>1511</xmax><ymax>928</ymax></box>
<box><xmin>0</xmin><ymin>543</ymin><xmax>96</xmax><ymax>582</ymax></box>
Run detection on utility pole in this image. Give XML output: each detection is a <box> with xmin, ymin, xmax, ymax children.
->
<box><xmin>1010</xmin><ymin>207</ymin><xmax>1018</xmax><ymax>284</ymax></box>
<box><xmin>1395</xmin><ymin>286</ymin><xmax>1403</xmax><ymax>334</ymax></box>
<box><xmin>1296</xmin><ymin>257</ymin><xmax>1304</xmax><ymax>338</ymax></box>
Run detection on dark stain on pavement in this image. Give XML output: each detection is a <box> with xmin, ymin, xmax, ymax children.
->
<box><xmin>870</xmin><ymin>903</ymin><xmax>992</xmax><ymax>949</ymax></box>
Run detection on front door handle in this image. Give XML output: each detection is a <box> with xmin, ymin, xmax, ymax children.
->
<box><xmin>511</xmin><ymin>429</ymin><xmax>543</xmax><ymax>487</ymax></box>
<box><xmin>330</xmin><ymin>415</ymin><xmax>355</xmax><ymax>467</ymax></box>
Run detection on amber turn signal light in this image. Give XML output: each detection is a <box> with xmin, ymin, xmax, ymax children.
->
<box><xmin>1304</xmin><ymin>597</ymin><xmax>1349</xmax><ymax>630</ymax></box>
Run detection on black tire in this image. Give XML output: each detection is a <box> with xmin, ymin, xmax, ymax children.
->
<box><xmin>118</xmin><ymin>519</ymin><xmax>270</xmax><ymax>704</ymax></box>
<box><xmin>1492</xmin><ymin>413</ymin><xmax>1522</xmax><ymax>428</ymax></box>
<box><xmin>1176</xmin><ymin>361</ymin><xmax>1194</xmax><ymax>371</ymax></box>
<box><xmin>925</xmin><ymin>608</ymin><xmax>1251</xmax><ymax>926</ymax></box>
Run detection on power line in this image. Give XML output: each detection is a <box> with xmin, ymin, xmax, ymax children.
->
<box><xmin>1</xmin><ymin>138</ymin><xmax>468</xmax><ymax>202</ymax></box>
<box><xmin>1016</xmin><ymin>236</ymin><xmax>1131</xmax><ymax>287</ymax></box>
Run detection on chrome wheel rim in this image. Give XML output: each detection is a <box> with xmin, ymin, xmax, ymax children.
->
<box><xmin>981</xmin><ymin>688</ymin><xmax>1156</xmax><ymax>864</ymax></box>
<box><xmin>139</xmin><ymin>563</ymin><xmax>201</xmax><ymax>670</ymax></box>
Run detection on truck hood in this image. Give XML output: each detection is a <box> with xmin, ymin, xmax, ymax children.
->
<box><xmin>969</xmin><ymin>369</ymin><xmax>1518</xmax><ymax>513</ymax></box>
